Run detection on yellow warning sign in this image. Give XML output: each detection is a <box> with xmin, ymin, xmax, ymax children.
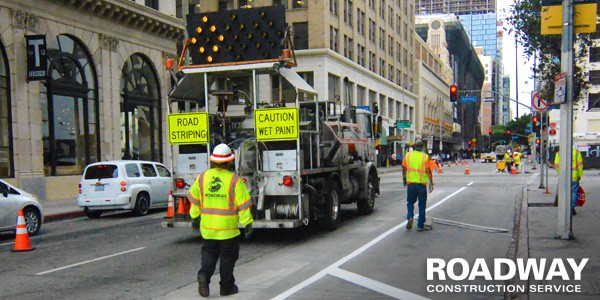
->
<box><xmin>255</xmin><ymin>107</ymin><xmax>299</xmax><ymax>141</ymax></box>
<box><xmin>168</xmin><ymin>112</ymin><xmax>209</xmax><ymax>145</ymax></box>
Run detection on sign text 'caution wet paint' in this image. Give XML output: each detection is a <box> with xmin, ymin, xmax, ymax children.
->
<box><xmin>255</xmin><ymin>107</ymin><xmax>299</xmax><ymax>141</ymax></box>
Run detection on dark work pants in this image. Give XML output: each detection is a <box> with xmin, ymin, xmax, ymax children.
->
<box><xmin>197</xmin><ymin>236</ymin><xmax>240</xmax><ymax>292</ymax></box>
<box><xmin>406</xmin><ymin>183</ymin><xmax>427</xmax><ymax>228</ymax></box>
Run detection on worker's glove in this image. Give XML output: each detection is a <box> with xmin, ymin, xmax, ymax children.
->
<box><xmin>428</xmin><ymin>183</ymin><xmax>434</xmax><ymax>193</ymax></box>
<box><xmin>403</xmin><ymin>178</ymin><xmax>407</xmax><ymax>187</ymax></box>
<box><xmin>244</xmin><ymin>224</ymin><xmax>253</xmax><ymax>239</ymax></box>
<box><xmin>191</xmin><ymin>217</ymin><xmax>200</xmax><ymax>233</ymax></box>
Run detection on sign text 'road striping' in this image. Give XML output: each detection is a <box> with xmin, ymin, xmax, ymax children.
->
<box><xmin>168</xmin><ymin>112</ymin><xmax>209</xmax><ymax>145</ymax></box>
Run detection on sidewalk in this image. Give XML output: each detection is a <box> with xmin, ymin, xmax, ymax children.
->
<box><xmin>41</xmin><ymin>197</ymin><xmax>84</xmax><ymax>222</ymax></box>
<box><xmin>521</xmin><ymin>166</ymin><xmax>600</xmax><ymax>299</ymax></box>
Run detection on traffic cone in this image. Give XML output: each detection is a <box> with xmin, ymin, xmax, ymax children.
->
<box><xmin>12</xmin><ymin>210</ymin><xmax>34</xmax><ymax>252</ymax></box>
<box><xmin>177</xmin><ymin>196</ymin><xmax>187</xmax><ymax>214</ymax></box>
<box><xmin>456</xmin><ymin>161</ymin><xmax>458</xmax><ymax>166</ymax></box>
<box><xmin>166</xmin><ymin>191</ymin><xmax>174</xmax><ymax>218</ymax></box>
<box><xmin>465</xmin><ymin>165</ymin><xmax>470</xmax><ymax>175</ymax></box>
<box><xmin>438</xmin><ymin>166</ymin><xmax>443</xmax><ymax>174</ymax></box>
<box><xmin>511</xmin><ymin>166</ymin><xmax>517</xmax><ymax>175</ymax></box>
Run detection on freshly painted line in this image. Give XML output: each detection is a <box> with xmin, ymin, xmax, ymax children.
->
<box><xmin>329</xmin><ymin>267</ymin><xmax>430</xmax><ymax>300</ymax></box>
<box><xmin>270</xmin><ymin>186</ymin><xmax>468</xmax><ymax>300</ymax></box>
<box><xmin>0</xmin><ymin>241</ymin><xmax>15</xmax><ymax>246</ymax></box>
<box><xmin>36</xmin><ymin>247</ymin><xmax>145</xmax><ymax>275</ymax></box>
<box><xmin>467</xmin><ymin>182</ymin><xmax>474</xmax><ymax>186</ymax></box>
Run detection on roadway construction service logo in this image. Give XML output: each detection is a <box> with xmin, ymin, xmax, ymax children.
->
<box><xmin>426</xmin><ymin>258</ymin><xmax>589</xmax><ymax>294</ymax></box>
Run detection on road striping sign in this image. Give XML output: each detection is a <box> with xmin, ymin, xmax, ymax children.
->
<box><xmin>168</xmin><ymin>112</ymin><xmax>209</xmax><ymax>145</ymax></box>
<box><xmin>255</xmin><ymin>107</ymin><xmax>299</xmax><ymax>141</ymax></box>
<box><xmin>531</xmin><ymin>92</ymin><xmax>548</xmax><ymax>112</ymax></box>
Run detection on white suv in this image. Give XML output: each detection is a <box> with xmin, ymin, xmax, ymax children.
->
<box><xmin>78</xmin><ymin>161</ymin><xmax>173</xmax><ymax>218</ymax></box>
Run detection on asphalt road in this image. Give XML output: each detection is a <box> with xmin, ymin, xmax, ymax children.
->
<box><xmin>0</xmin><ymin>161</ymin><xmax>526</xmax><ymax>299</ymax></box>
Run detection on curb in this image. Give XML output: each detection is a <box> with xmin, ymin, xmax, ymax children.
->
<box><xmin>44</xmin><ymin>210</ymin><xmax>85</xmax><ymax>223</ymax></box>
<box><xmin>506</xmin><ymin>186</ymin><xmax>529</xmax><ymax>300</ymax></box>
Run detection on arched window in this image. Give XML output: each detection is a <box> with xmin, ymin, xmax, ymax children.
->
<box><xmin>120</xmin><ymin>54</ymin><xmax>162</xmax><ymax>161</ymax></box>
<box><xmin>41</xmin><ymin>35</ymin><xmax>99</xmax><ymax>176</ymax></box>
<box><xmin>0</xmin><ymin>40</ymin><xmax>13</xmax><ymax>177</ymax></box>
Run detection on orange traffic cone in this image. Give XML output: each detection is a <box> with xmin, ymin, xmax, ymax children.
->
<box><xmin>438</xmin><ymin>166</ymin><xmax>443</xmax><ymax>174</ymax></box>
<box><xmin>177</xmin><ymin>197</ymin><xmax>187</xmax><ymax>214</ymax></box>
<box><xmin>465</xmin><ymin>165</ymin><xmax>470</xmax><ymax>175</ymax></box>
<box><xmin>511</xmin><ymin>166</ymin><xmax>517</xmax><ymax>175</ymax></box>
<box><xmin>456</xmin><ymin>161</ymin><xmax>458</xmax><ymax>166</ymax></box>
<box><xmin>166</xmin><ymin>191</ymin><xmax>174</xmax><ymax>218</ymax></box>
<box><xmin>12</xmin><ymin>210</ymin><xmax>34</xmax><ymax>252</ymax></box>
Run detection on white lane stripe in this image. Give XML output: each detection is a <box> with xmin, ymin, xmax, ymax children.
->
<box><xmin>329</xmin><ymin>268</ymin><xmax>430</xmax><ymax>300</ymax></box>
<box><xmin>467</xmin><ymin>182</ymin><xmax>474</xmax><ymax>186</ymax></box>
<box><xmin>271</xmin><ymin>186</ymin><xmax>468</xmax><ymax>300</ymax></box>
<box><xmin>36</xmin><ymin>247</ymin><xmax>145</xmax><ymax>275</ymax></box>
<box><xmin>0</xmin><ymin>241</ymin><xmax>15</xmax><ymax>246</ymax></box>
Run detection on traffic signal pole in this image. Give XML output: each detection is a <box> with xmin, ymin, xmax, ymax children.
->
<box><xmin>557</xmin><ymin>0</ymin><xmax>574</xmax><ymax>240</ymax></box>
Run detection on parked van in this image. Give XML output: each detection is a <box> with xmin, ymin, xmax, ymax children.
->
<box><xmin>78</xmin><ymin>161</ymin><xmax>173</xmax><ymax>218</ymax></box>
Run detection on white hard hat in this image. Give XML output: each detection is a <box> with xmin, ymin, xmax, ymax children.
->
<box><xmin>210</xmin><ymin>143</ymin><xmax>235</xmax><ymax>163</ymax></box>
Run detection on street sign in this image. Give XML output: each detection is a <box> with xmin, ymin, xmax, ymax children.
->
<box><xmin>460</xmin><ymin>95</ymin><xmax>478</xmax><ymax>103</ymax></box>
<box><xmin>168</xmin><ymin>112</ymin><xmax>209</xmax><ymax>145</ymax></box>
<box><xmin>512</xmin><ymin>136</ymin><xmax>519</xmax><ymax>140</ymax></box>
<box><xmin>395</xmin><ymin>120</ymin><xmax>411</xmax><ymax>128</ymax></box>
<box><xmin>483</xmin><ymin>97</ymin><xmax>495</xmax><ymax>102</ymax></box>
<box><xmin>549</xmin><ymin>128</ymin><xmax>557</xmax><ymax>136</ymax></box>
<box><xmin>541</xmin><ymin>1</ymin><xmax>597</xmax><ymax>35</ymax></box>
<box><xmin>531</xmin><ymin>92</ymin><xmax>548</xmax><ymax>112</ymax></box>
<box><xmin>357</xmin><ymin>105</ymin><xmax>370</xmax><ymax>112</ymax></box>
<box><xmin>552</xmin><ymin>73</ymin><xmax>566</xmax><ymax>104</ymax></box>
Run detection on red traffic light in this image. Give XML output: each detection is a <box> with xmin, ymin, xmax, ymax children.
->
<box><xmin>535</xmin><ymin>138</ymin><xmax>540</xmax><ymax>145</ymax></box>
<box><xmin>506</xmin><ymin>130</ymin><xmax>511</xmax><ymax>135</ymax></box>
<box><xmin>532</xmin><ymin>116</ymin><xmax>539</xmax><ymax>124</ymax></box>
<box><xmin>450</xmin><ymin>85</ymin><xmax>458</xmax><ymax>102</ymax></box>
<box><xmin>488</xmin><ymin>129</ymin><xmax>492</xmax><ymax>135</ymax></box>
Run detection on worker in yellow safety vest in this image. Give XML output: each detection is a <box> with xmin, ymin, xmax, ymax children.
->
<box><xmin>402</xmin><ymin>139</ymin><xmax>434</xmax><ymax>231</ymax></box>
<box><xmin>504</xmin><ymin>152</ymin><xmax>513</xmax><ymax>173</ymax></box>
<box><xmin>553</xmin><ymin>148</ymin><xmax>584</xmax><ymax>215</ymax></box>
<box><xmin>512</xmin><ymin>151</ymin><xmax>522</xmax><ymax>174</ymax></box>
<box><xmin>188</xmin><ymin>143</ymin><xmax>253</xmax><ymax>297</ymax></box>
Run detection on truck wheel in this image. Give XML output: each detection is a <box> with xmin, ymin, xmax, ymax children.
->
<box><xmin>133</xmin><ymin>193</ymin><xmax>150</xmax><ymax>216</ymax></box>
<box><xmin>320</xmin><ymin>183</ymin><xmax>341</xmax><ymax>231</ymax></box>
<box><xmin>357</xmin><ymin>173</ymin><xmax>377</xmax><ymax>215</ymax></box>
<box><xmin>84</xmin><ymin>207</ymin><xmax>102</xmax><ymax>219</ymax></box>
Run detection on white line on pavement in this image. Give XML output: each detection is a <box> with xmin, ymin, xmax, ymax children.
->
<box><xmin>36</xmin><ymin>247</ymin><xmax>146</xmax><ymax>275</ymax></box>
<box><xmin>329</xmin><ymin>267</ymin><xmax>430</xmax><ymax>300</ymax></box>
<box><xmin>0</xmin><ymin>241</ymin><xmax>15</xmax><ymax>247</ymax></box>
<box><xmin>468</xmin><ymin>182</ymin><xmax>474</xmax><ymax>186</ymax></box>
<box><xmin>270</xmin><ymin>186</ymin><xmax>468</xmax><ymax>300</ymax></box>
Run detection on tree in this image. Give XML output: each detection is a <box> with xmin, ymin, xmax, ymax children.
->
<box><xmin>505</xmin><ymin>0</ymin><xmax>592</xmax><ymax>104</ymax></box>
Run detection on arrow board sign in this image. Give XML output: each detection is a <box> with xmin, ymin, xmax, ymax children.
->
<box><xmin>531</xmin><ymin>92</ymin><xmax>548</xmax><ymax>112</ymax></box>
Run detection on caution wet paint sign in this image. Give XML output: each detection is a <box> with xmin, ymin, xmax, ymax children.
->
<box><xmin>255</xmin><ymin>107</ymin><xmax>299</xmax><ymax>141</ymax></box>
<box><xmin>168</xmin><ymin>112</ymin><xmax>209</xmax><ymax>145</ymax></box>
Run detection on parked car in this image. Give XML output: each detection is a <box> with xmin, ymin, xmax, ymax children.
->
<box><xmin>480</xmin><ymin>152</ymin><xmax>496</xmax><ymax>163</ymax></box>
<box><xmin>78</xmin><ymin>161</ymin><xmax>173</xmax><ymax>218</ymax></box>
<box><xmin>0</xmin><ymin>179</ymin><xmax>44</xmax><ymax>236</ymax></box>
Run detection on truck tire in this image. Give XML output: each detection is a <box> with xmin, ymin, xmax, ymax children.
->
<box><xmin>357</xmin><ymin>172</ymin><xmax>377</xmax><ymax>215</ymax></box>
<box><xmin>133</xmin><ymin>193</ymin><xmax>150</xmax><ymax>216</ymax></box>
<box><xmin>320</xmin><ymin>182</ymin><xmax>341</xmax><ymax>231</ymax></box>
<box><xmin>84</xmin><ymin>207</ymin><xmax>102</xmax><ymax>219</ymax></box>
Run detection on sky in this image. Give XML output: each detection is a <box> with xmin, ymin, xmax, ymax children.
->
<box><xmin>497</xmin><ymin>0</ymin><xmax>536</xmax><ymax>119</ymax></box>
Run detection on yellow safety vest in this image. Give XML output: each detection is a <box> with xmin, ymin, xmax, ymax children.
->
<box><xmin>187</xmin><ymin>168</ymin><xmax>253</xmax><ymax>240</ymax></box>
<box><xmin>513</xmin><ymin>153</ymin><xmax>521</xmax><ymax>164</ymax></box>
<box><xmin>554</xmin><ymin>148</ymin><xmax>584</xmax><ymax>181</ymax></box>
<box><xmin>403</xmin><ymin>151</ymin><xmax>429</xmax><ymax>184</ymax></box>
<box><xmin>504</xmin><ymin>153</ymin><xmax>511</xmax><ymax>163</ymax></box>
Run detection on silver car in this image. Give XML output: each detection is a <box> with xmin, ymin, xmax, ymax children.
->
<box><xmin>0</xmin><ymin>179</ymin><xmax>44</xmax><ymax>236</ymax></box>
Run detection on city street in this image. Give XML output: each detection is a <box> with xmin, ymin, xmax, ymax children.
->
<box><xmin>0</xmin><ymin>161</ymin><xmax>534</xmax><ymax>299</ymax></box>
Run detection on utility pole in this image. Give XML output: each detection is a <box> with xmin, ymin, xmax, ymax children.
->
<box><xmin>557</xmin><ymin>0</ymin><xmax>574</xmax><ymax>240</ymax></box>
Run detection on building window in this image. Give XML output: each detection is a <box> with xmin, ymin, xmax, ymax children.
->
<box><xmin>358</xmin><ymin>44</ymin><xmax>365</xmax><ymax>66</ymax></box>
<box><xmin>145</xmin><ymin>0</ymin><xmax>159</xmax><ymax>10</ymax></box>
<box><xmin>369</xmin><ymin>0</ymin><xmax>375</xmax><ymax>11</ymax></box>
<box><xmin>389</xmin><ymin>64</ymin><xmax>394</xmax><ymax>82</ymax></box>
<box><xmin>328</xmin><ymin>74</ymin><xmax>340</xmax><ymax>101</ymax></box>
<box><xmin>274</xmin><ymin>0</ymin><xmax>288</xmax><ymax>8</ymax></box>
<box><xmin>369</xmin><ymin>51</ymin><xmax>376</xmax><ymax>72</ymax></box>
<box><xmin>357</xmin><ymin>85</ymin><xmax>366</xmax><ymax>106</ymax></box>
<box><xmin>379</xmin><ymin>58</ymin><xmax>385</xmax><ymax>77</ymax></box>
<box><xmin>591</xmin><ymin>47</ymin><xmax>600</xmax><ymax>62</ymax></box>
<box><xmin>388</xmin><ymin>6</ymin><xmax>393</xmax><ymax>27</ymax></box>
<box><xmin>330</xmin><ymin>26</ymin><xmax>339</xmax><ymax>52</ymax></box>
<box><xmin>292</xmin><ymin>0</ymin><xmax>305</xmax><ymax>8</ymax></box>
<box><xmin>330</xmin><ymin>0</ymin><xmax>339</xmax><ymax>16</ymax></box>
<box><xmin>298</xmin><ymin>72</ymin><xmax>314</xmax><ymax>86</ymax></box>
<box><xmin>0</xmin><ymin>40</ymin><xmax>12</xmax><ymax>177</ymax></box>
<box><xmin>369</xmin><ymin>19</ymin><xmax>376</xmax><ymax>43</ymax></box>
<box><xmin>357</xmin><ymin>9</ymin><xmax>365</xmax><ymax>35</ymax></box>
<box><xmin>590</xmin><ymin>70</ymin><xmax>600</xmax><ymax>85</ymax></box>
<box><xmin>344</xmin><ymin>0</ymin><xmax>353</xmax><ymax>25</ymax></box>
<box><xmin>379</xmin><ymin>0</ymin><xmax>385</xmax><ymax>18</ymax></box>
<box><xmin>41</xmin><ymin>35</ymin><xmax>99</xmax><ymax>176</ymax></box>
<box><xmin>343</xmin><ymin>35</ymin><xmax>354</xmax><ymax>60</ymax></box>
<box><xmin>120</xmin><ymin>54</ymin><xmax>162</xmax><ymax>162</ymax></box>
<box><xmin>379</xmin><ymin>27</ymin><xmax>385</xmax><ymax>49</ymax></box>
<box><xmin>388</xmin><ymin>35</ymin><xmax>394</xmax><ymax>55</ymax></box>
<box><xmin>344</xmin><ymin>78</ymin><xmax>354</xmax><ymax>105</ymax></box>
<box><xmin>293</xmin><ymin>22</ymin><xmax>309</xmax><ymax>49</ymax></box>
<box><xmin>589</xmin><ymin>93</ymin><xmax>600</xmax><ymax>110</ymax></box>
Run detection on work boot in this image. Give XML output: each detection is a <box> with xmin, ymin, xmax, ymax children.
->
<box><xmin>198</xmin><ymin>274</ymin><xmax>210</xmax><ymax>297</ymax></box>
<box><xmin>220</xmin><ymin>285</ymin><xmax>239</xmax><ymax>296</ymax></box>
<box><xmin>406</xmin><ymin>219</ymin><xmax>413</xmax><ymax>230</ymax></box>
<box><xmin>417</xmin><ymin>225</ymin><xmax>433</xmax><ymax>232</ymax></box>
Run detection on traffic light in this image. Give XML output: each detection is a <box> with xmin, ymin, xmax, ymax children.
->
<box><xmin>532</xmin><ymin>115</ymin><xmax>540</xmax><ymax>132</ymax></box>
<box><xmin>535</xmin><ymin>138</ymin><xmax>540</xmax><ymax>145</ymax></box>
<box><xmin>186</xmin><ymin>6</ymin><xmax>286</xmax><ymax>65</ymax></box>
<box><xmin>488</xmin><ymin>129</ymin><xmax>492</xmax><ymax>135</ymax></box>
<box><xmin>450</xmin><ymin>85</ymin><xmax>458</xmax><ymax>102</ymax></box>
<box><xmin>506</xmin><ymin>130</ymin><xmax>511</xmax><ymax>135</ymax></box>
<box><xmin>468</xmin><ymin>141</ymin><xmax>472</xmax><ymax>146</ymax></box>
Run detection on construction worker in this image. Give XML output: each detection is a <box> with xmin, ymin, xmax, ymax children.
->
<box><xmin>513</xmin><ymin>151</ymin><xmax>522</xmax><ymax>174</ymax></box>
<box><xmin>188</xmin><ymin>143</ymin><xmax>253</xmax><ymax>297</ymax></box>
<box><xmin>553</xmin><ymin>148</ymin><xmax>584</xmax><ymax>215</ymax></box>
<box><xmin>402</xmin><ymin>139</ymin><xmax>434</xmax><ymax>231</ymax></box>
<box><xmin>503</xmin><ymin>151</ymin><xmax>512</xmax><ymax>173</ymax></box>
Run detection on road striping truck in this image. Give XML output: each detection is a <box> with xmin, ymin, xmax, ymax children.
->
<box><xmin>162</xmin><ymin>7</ymin><xmax>379</xmax><ymax>231</ymax></box>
